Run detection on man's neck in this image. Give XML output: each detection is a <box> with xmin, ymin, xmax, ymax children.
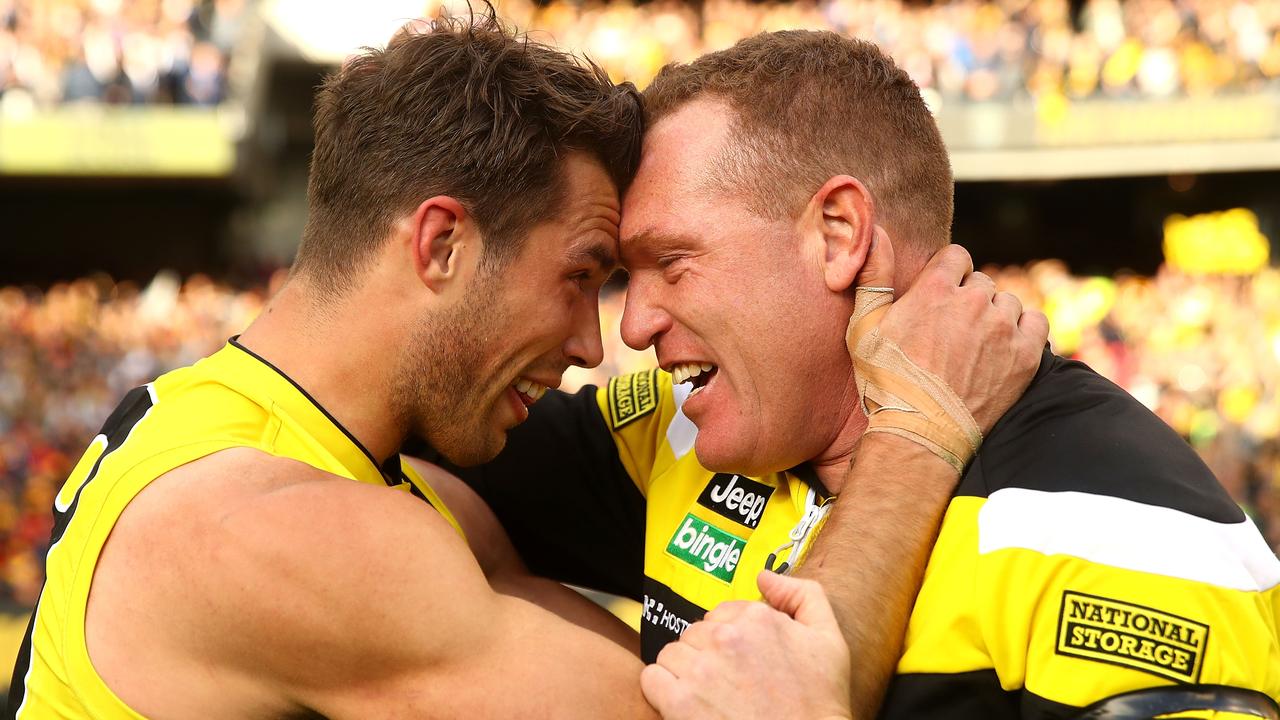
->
<box><xmin>804</xmin><ymin>384</ymin><xmax>868</xmax><ymax>497</ymax></box>
<box><xmin>235</xmin><ymin>277</ymin><xmax>406</xmax><ymax>466</ymax></box>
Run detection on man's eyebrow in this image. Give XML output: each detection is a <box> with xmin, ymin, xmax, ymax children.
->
<box><xmin>622</xmin><ymin>230</ymin><xmax>699</xmax><ymax>256</ymax></box>
<box><xmin>567</xmin><ymin>239</ymin><xmax>618</xmax><ymax>271</ymax></box>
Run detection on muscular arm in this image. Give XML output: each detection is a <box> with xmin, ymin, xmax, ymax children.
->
<box><xmin>797</xmin><ymin>436</ymin><xmax>956</xmax><ymax>720</ymax></box>
<box><xmin>404</xmin><ymin>455</ymin><xmax>640</xmax><ymax>654</ymax></box>
<box><xmin>117</xmin><ymin>451</ymin><xmax>657</xmax><ymax>719</ymax></box>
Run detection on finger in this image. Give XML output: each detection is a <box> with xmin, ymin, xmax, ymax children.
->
<box><xmin>702</xmin><ymin>600</ymin><xmax>757</xmax><ymax>625</ymax></box>
<box><xmin>853</xmin><ymin>224</ymin><xmax>896</xmax><ymax>290</ymax></box>
<box><xmin>654</xmin><ymin>635</ymin><xmax>701</xmax><ymax>679</ymax></box>
<box><xmin>757</xmin><ymin>570</ymin><xmax>841</xmax><ymax>632</ymax></box>
<box><xmin>961</xmin><ymin>270</ymin><xmax>997</xmax><ymax>299</ymax></box>
<box><xmin>920</xmin><ymin>244</ymin><xmax>974</xmax><ymax>288</ymax></box>
<box><xmin>1018</xmin><ymin>309</ymin><xmax>1050</xmax><ymax>346</ymax></box>
<box><xmin>992</xmin><ymin>290</ymin><xmax>1022</xmax><ymax>323</ymax></box>
<box><xmin>640</xmin><ymin>663</ymin><xmax>690</xmax><ymax>717</ymax></box>
<box><xmin>675</xmin><ymin>619</ymin><xmax>715</xmax><ymax>650</ymax></box>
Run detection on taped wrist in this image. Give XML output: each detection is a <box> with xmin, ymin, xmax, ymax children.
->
<box><xmin>846</xmin><ymin>287</ymin><xmax>983</xmax><ymax>474</ymax></box>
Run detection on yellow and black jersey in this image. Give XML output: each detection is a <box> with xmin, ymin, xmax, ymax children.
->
<box><xmin>451</xmin><ymin>350</ymin><xmax>1280</xmax><ymax>718</ymax></box>
<box><xmin>6</xmin><ymin>339</ymin><xmax>462</xmax><ymax>720</ymax></box>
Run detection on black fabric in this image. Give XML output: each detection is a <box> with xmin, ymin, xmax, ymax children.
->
<box><xmin>878</xmin><ymin>670</ymin><xmax>1089</xmax><ymax>720</ymax></box>
<box><xmin>879</xmin><ymin>669</ymin><xmax>1023</xmax><ymax>720</ymax></box>
<box><xmin>640</xmin><ymin>577</ymin><xmax>708</xmax><ymax>663</ymax></box>
<box><xmin>958</xmin><ymin>349</ymin><xmax>1243</xmax><ymax>524</ymax></box>
<box><xmin>1070</xmin><ymin>685</ymin><xmax>1280</xmax><ymax>720</ymax></box>
<box><xmin>7</xmin><ymin>385</ymin><xmax>154</xmax><ymax>716</ymax></box>
<box><xmin>418</xmin><ymin>385</ymin><xmax>647</xmax><ymax>601</ymax></box>
<box><xmin>4</xmin><ymin>606</ymin><xmax>36</xmax><ymax>718</ymax></box>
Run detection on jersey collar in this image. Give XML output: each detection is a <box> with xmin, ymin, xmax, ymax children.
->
<box><xmin>218</xmin><ymin>337</ymin><xmax>402</xmax><ymax>486</ymax></box>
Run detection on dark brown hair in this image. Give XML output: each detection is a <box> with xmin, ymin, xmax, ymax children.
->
<box><xmin>643</xmin><ymin>31</ymin><xmax>953</xmax><ymax>261</ymax></box>
<box><xmin>296</xmin><ymin>8</ymin><xmax>643</xmax><ymax>291</ymax></box>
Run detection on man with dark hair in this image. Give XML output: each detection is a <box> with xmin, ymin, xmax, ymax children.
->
<box><xmin>7</xmin><ymin>16</ymin><xmax>658</xmax><ymax>718</ymax></box>
<box><xmin>456</xmin><ymin>29</ymin><xmax>1280</xmax><ymax>720</ymax></box>
<box><xmin>7</xmin><ymin>13</ymin><xmax>1044</xmax><ymax>720</ymax></box>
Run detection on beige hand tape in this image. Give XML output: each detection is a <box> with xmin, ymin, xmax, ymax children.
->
<box><xmin>846</xmin><ymin>287</ymin><xmax>983</xmax><ymax>473</ymax></box>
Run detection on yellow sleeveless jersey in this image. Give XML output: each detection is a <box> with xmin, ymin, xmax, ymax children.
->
<box><xmin>457</xmin><ymin>352</ymin><xmax>1280</xmax><ymax>719</ymax></box>
<box><xmin>6</xmin><ymin>339</ymin><xmax>463</xmax><ymax>719</ymax></box>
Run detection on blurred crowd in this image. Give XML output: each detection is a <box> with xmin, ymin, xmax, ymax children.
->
<box><xmin>0</xmin><ymin>273</ymin><xmax>263</xmax><ymax>605</ymax></box>
<box><xmin>6</xmin><ymin>0</ymin><xmax>1280</xmax><ymax>108</ymax></box>
<box><xmin>992</xmin><ymin>261</ymin><xmax>1280</xmax><ymax>544</ymax></box>
<box><xmin>0</xmin><ymin>0</ymin><xmax>245</xmax><ymax>107</ymax></box>
<box><xmin>495</xmin><ymin>0</ymin><xmax>1280</xmax><ymax>101</ymax></box>
<box><xmin>1</xmin><ymin>260</ymin><xmax>1278</xmax><ymax>603</ymax></box>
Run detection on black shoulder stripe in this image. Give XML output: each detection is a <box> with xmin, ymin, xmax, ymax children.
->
<box><xmin>958</xmin><ymin>351</ymin><xmax>1243</xmax><ymax>524</ymax></box>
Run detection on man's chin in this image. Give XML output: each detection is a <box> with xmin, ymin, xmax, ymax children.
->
<box><xmin>430</xmin><ymin>430</ymin><xmax>505</xmax><ymax>468</ymax></box>
<box><xmin>692</xmin><ymin>433</ymin><xmax>758</xmax><ymax>476</ymax></box>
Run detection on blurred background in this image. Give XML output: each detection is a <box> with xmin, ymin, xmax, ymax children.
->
<box><xmin>1</xmin><ymin>0</ymin><xmax>1279</xmax><ymax>681</ymax></box>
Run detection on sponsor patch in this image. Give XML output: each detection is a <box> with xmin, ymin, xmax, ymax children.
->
<box><xmin>1056</xmin><ymin>590</ymin><xmax>1209</xmax><ymax>683</ymax></box>
<box><xmin>608</xmin><ymin>370</ymin><xmax>659</xmax><ymax>429</ymax></box>
<box><xmin>665</xmin><ymin>513</ymin><xmax>746</xmax><ymax>583</ymax></box>
<box><xmin>697</xmin><ymin>473</ymin><xmax>774</xmax><ymax>530</ymax></box>
<box><xmin>641</xmin><ymin>577</ymin><xmax>707</xmax><ymax>663</ymax></box>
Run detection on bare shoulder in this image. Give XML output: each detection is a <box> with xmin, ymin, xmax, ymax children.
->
<box><xmin>90</xmin><ymin>447</ymin><xmax>494</xmax><ymax>716</ymax></box>
<box><xmin>402</xmin><ymin>454</ymin><xmax>525</xmax><ymax>578</ymax></box>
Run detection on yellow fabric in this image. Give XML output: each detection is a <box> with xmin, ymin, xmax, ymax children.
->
<box><xmin>595</xmin><ymin>369</ymin><xmax>680</xmax><ymax>496</ymax></box>
<box><xmin>900</xmin><ymin>497</ymin><xmax>1280</xmax><ymax>707</ymax></box>
<box><xmin>609</xmin><ymin>370</ymin><xmax>1280</xmax><ymax>710</ymax></box>
<box><xmin>15</xmin><ymin>342</ymin><xmax>464</xmax><ymax>719</ymax></box>
<box><xmin>596</xmin><ymin>371</ymin><xmax>815</xmax><ymax>606</ymax></box>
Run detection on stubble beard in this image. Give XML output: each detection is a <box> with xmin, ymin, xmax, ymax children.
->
<box><xmin>394</xmin><ymin>281</ymin><xmax>506</xmax><ymax>467</ymax></box>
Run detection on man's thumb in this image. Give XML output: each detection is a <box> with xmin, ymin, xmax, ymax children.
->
<box><xmin>854</xmin><ymin>225</ymin><xmax>895</xmax><ymax>291</ymax></box>
<box><xmin>757</xmin><ymin>570</ymin><xmax>841</xmax><ymax>630</ymax></box>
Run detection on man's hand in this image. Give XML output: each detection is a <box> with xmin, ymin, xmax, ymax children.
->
<box><xmin>640</xmin><ymin>571</ymin><xmax>852</xmax><ymax>720</ymax></box>
<box><xmin>860</xmin><ymin>228</ymin><xmax>1048</xmax><ymax>434</ymax></box>
<box><xmin>791</xmin><ymin>232</ymin><xmax>1049</xmax><ymax>720</ymax></box>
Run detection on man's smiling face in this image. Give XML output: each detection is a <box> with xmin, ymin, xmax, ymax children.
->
<box><xmin>618</xmin><ymin>98</ymin><xmax>860</xmax><ymax>475</ymax></box>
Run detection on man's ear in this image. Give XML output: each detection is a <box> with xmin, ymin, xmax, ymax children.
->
<box><xmin>408</xmin><ymin>196</ymin><xmax>474</xmax><ymax>293</ymax></box>
<box><xmin>807</xmin><ymin>175</ymin><xmax>875</xmax><ymax>293</ymax></box>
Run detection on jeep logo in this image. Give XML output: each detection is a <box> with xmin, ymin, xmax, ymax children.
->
<box><xmin>697</xmin><ymin>474</ymin><xmax>774</xmax><ymax>530</ymax></box>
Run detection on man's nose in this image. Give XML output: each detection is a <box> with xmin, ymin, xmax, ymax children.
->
<box><xmin>620</xmin><ymin>274</ymin><xmax>671</xmax><ymax>351</ymax></box>
<box><xmin>565</xmin><ymin>298</ymin><xmax>605</xmax><ymax>369</ymax></box>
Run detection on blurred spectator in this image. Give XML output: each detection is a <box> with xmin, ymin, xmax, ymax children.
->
<box><xmin>0</xmin><ymin>0</ymin><xmax>244</xmax><ymax>107</ymax></box>
<box><xmin>499</xmin><ymin>0</ymin><xmax>1280</xmax><ymax>100</ymax></box>
<box><xmin>6</xmin><ymin>0</ymin><xmax>1280</xmax><ymax>107</ymax></box>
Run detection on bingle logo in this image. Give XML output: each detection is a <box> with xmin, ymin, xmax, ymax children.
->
<box><xmin>665</xmin><ymin>514</ymin><xmax>746</xmax><ymax>583</ymax></box>
<box><xmin>697</xmin><ymin>474</ymin><xmax>774</xmax><ymax>529</ymax></box>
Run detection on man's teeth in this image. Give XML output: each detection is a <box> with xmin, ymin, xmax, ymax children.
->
<box><xmin>514</xmin><ymin>378</ymin><xmax>548</xmax><ymax>401</ymax></box>
<box><xmin>670</xmin><ymin>362</ymin><xmax>715</xmax><ymax>386</ymax></box>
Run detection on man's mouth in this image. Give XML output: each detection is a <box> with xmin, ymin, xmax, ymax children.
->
<box><xmin>512</xmin><ymin>378</ymin><xmax>549</xmax><ymax>407</ymax></box>
<box><xmin>670</xmin><ymin>362</ymin><xmax>717</xmax><ymax>397</ymax></box>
